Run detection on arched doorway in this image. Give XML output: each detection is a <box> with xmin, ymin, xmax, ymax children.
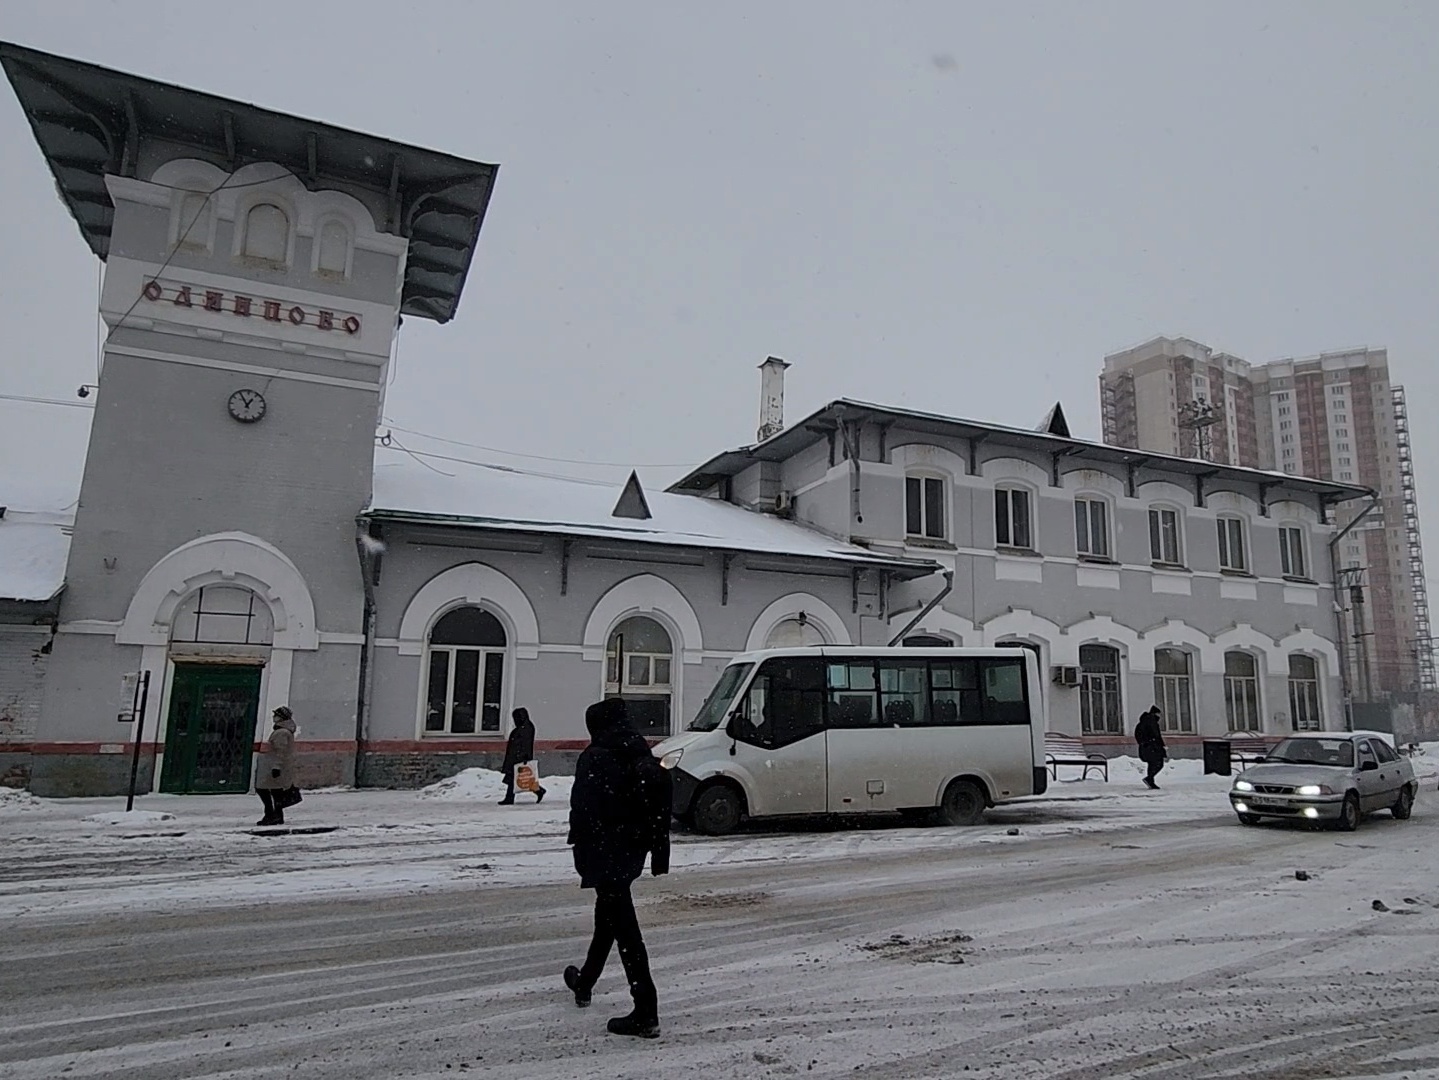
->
<box><xmin>606</xmin><ymin>615</ymin><xmax>674</xmax><ymax>737</ymax></box>
<box><xmin>160</xmin><ymin>584</ymin><xmax>274</xmax><ymax>794</ymax></box>
<box><xmin>424</xmin><ymin>607</ymin><xmax>508</xmax><ymax>735</ymax></box>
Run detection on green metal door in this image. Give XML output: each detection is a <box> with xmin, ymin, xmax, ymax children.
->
<box><xmin>159</xmin><ymin>665</ymin><xmax>263</xmax><ymax>794</ymax></box>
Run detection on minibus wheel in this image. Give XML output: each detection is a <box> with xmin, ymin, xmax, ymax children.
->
<box><xmin>939</xmin><ymin>779</ymin><xmax>987</xmax><ymax>827</ymax></box>
<box><xmin>693</xmin><ymin>783</ymin><xmax>744</xmax><ymax>836</ymax></box>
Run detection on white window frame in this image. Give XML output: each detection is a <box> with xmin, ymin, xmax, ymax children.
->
<box><xmin>905</xmin><ymin>473</ymin><xmax>949</xmax><ymax>542</ymax></box>
<box><xmin>995</xmin><ymin>486</ymin><xmax>1034</xmax><ymax>551</ymax></box>
<box><xmin>1152</xmin><ymin>647</ymin><xmax>1196</xmax><ymax>734</ymax></box>
<box><xmin>1074</xmin><ymin>497</ymin><xmax>1112</xmax><ymax>560</ymax></box>
<box><xmin>1149</xmin><ymin>506</ymin><xmax>1184</xmax><ymax>567</ymax></box>
<box><xmin>1288</xmin><ymin>655</ymin><xmax>1322</xmax><ymax>730</ymax></box>
<box><xmin>1279</xmin><ymin>525</ymin><xmax>1309</xmax><ymax>579</ymax></box>
<box><xmin>1223</xmin><ymin>650</ymin><xmax>1262</xmax><ymax>732</ymax></box>
<box><xmin>1216</xmin><ymin>515</ymin><xmax>1248</xmax><ymax>573</ymax></box>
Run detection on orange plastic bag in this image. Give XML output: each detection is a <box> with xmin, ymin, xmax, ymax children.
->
<box><xmin>515</xmin><ymin>761</ymin><xmax>540</xmax><ymax>793</ymax></box>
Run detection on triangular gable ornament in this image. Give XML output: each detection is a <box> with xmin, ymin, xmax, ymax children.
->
<box><xmin>612</xmin><ymin>470</ymin><xmax>653</xmax><ymax>520</ymax></box>
<box><xmin>1037</xmin><ymin>402</ymin><xmax>1071</xmax><ymax>438</ymax></box>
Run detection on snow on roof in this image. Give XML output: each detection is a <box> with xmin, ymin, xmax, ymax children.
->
<box><xmin>367</xmin><ymin>451</ymin><xmax>934</xmax><ymax>571</ymax></box>
<box><xmin>0</xmin><ymin>487</ymin><xmax>75</xmax><ymax>603</ymax></box>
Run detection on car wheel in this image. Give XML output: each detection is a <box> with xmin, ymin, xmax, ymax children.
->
<box><xmin>1391</xmin><ymin>784</ymin><xmax>1415</xmax><ymax>821</ymax></box>
<box><xmin>1336</xmin><ymin>792</ymin><xmax>1361</xmax><ymax>832</ymax></box>
<box><xmin>1237</xmin><ymin>812</ymin><xmax>1261</xmax><ymax>826</ymax></box>
<box><xmin>692</xmin><ymin>783</ymin><xmax>744</xmax><ymax>836</ymax></box>
<box><xmin>938</xmin><ymin>779</ymin><xmax>987</xmax><ymax>827</ymax></box>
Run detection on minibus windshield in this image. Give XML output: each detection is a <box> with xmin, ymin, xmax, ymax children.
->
<box><xmin>688</xmin><ymin>662</ymin><xmax>754</xmax><ymax>731</ymax></box>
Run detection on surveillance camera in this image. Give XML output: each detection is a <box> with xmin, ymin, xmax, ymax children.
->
<box><xmin>76</xmin><ymin>385</ymin><xmax>90</xmax><ymax>399</ymax></box>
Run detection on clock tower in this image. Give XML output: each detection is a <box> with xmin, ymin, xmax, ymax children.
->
<box><xmin>2</xmin><ymin>43</ymin><xmax>497</xmax><ymax>795</ymax></box>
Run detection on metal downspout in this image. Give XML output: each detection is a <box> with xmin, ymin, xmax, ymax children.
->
<box><xmin>888</xmin><ymin>570</ymin><xmax>956</xmax><ymax>646</ymax></box>
<box><xmin>353</xmin><ymin>518</ymin><xmax>380</xmax><ymax>787</ymax></box>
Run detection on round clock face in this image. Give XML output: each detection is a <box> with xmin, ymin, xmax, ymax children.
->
<box><xmin>228</xmin><ymin>388</ymin><xmax>267</xmax><ymax>423</ymax></box>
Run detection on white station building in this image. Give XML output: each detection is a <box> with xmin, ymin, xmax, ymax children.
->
<box><xmin>0</xmin><ymin>44</ymin><xmax>1368</xmax><ymax>796</ymax></box>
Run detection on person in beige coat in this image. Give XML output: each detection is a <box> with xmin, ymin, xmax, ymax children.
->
<box><xmin>255</xmin><ymin>706</ymin><xmax>297</xmax><ymax>826</ymax></box>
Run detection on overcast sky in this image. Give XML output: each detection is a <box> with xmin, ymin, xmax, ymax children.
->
<box><xmin>3</xmin><ymin>2</ymin><xmax>1437</xmax><ymax>548</ymax></box>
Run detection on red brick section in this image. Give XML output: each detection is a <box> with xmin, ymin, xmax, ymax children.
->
<box><xmin>1294</xmin><ymin>370</ymin><xmax>1331</xmax><ymax>478</ymax></box>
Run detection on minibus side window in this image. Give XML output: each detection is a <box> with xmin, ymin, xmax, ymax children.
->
<box><xmin>930</xmin><ymin>659</ymin><xmax>982</xmax><ymax>724</ymax></box>
<box><xmin>827</xmin><ymin>661</ymin><xmax>880</xmax><ymax>727</ymax></box>
<box><xmin>878</xmin><ymin>661</ymin><xmax>929</xmax><ymax>725</ymax></box>
<box><xmin>978</xmin><ymin>658</ymin><xmax>1029</xmax><ymax>725</ymax></box>
<box><xmin>737</xmin><ymin>657</ymin><xmax>827</xmax><ymax>748</ymax></box>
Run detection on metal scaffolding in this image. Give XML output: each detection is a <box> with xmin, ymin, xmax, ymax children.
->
<box><xmin>1392</xmin><ymin>385</ymin><xmax>1437</xmax><ymax>690</ymax></box>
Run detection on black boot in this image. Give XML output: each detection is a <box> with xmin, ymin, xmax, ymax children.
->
<box><xmin>256</xmin><ymin>815</ymin><xmax>275</xmax><ymax>826</ymax></box>
<box><xmin>535</xmin><ymin>787</ymin><xmax>546</xmax><ymax>803</ymax></box>
<box><xmin>563</xmin><ymin>965</ymin><xmax>591</xmax><ymax>1008</ymax></box>
<box><xmin>606</xmin><ymin>1010</ymin><xmax>660</xmax><ymax>1039</ymax></box>
<box><xmin>497</xmin><ymin>798</ymin><xmax>515</xmax><ymax>805</ymax></box>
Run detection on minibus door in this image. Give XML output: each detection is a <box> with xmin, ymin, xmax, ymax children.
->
<box><xmin>728</xmin><ymin>656</ymin><xmax>828</xmax><ymax>818</ymax></box>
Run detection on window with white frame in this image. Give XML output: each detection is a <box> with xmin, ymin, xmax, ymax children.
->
<box><xmin>1074</xmin><ymin>498</ymin><xmax>1111</xmax><ymax>559</ymax></box>
<box><xmin>905</xmin><ymin>475</ymin><xmax>947</xmax><ymax>541</ymax></box>
<box><xmin>424</xmin><ymin>607</ymin><xmax>507</xmax><ymax>735</ymax></box>
<box><xmin>1279</xmin><ymin>526</ymin><xmax>1308</xmax><ymax>578</ymax></box>
<box><xmin>171</xmin><ymin>585</ymin><xmax>274</xmax><ymax>645</ymax></box>
<box><xmin>1079</xmin><ymin>644</ymin><xmax>1123</xmax><ymax>734</ymax></box>
<box><xmin>1224</xmin><ymin>651</ymin><xmax>1261</xmax><ymax>731</ymax></box>
<box><xmin>1149</xmin><ymin>507</ymin><xmax>1183</xmax><ymax>565</ymax></box>
<box><xmin>1288</xmin><ymin>655</ymin><xmax>1322</xmax><ymax>730</ymax></box>
<box><xmin>994</xmin><ymin>487</ymin><xmax>1033</xmax><ymax>550</ymax></box>
<box><xmin>605</xmin><ymin>615</ymin><xmax>674</xmax><ymax>738</ymax></box>
<box><xmin>1152</xmin><ymin>647</ymin><xmax>1195</xmax><ymax>733</ymax></box>
<box><xmin>1217</xmin><ymin>516</ymin><xmax>1247</xmax><ymax>573</ymax></box>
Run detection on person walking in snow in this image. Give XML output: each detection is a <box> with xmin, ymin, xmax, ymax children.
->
<box><xmin>1135</xmin><ymin>706</ymin><xmax>1167</xmax><ymax>789</ymax></box>
<box><xmin>563</xmin><ymin>698</ymin><xmax>672</xmax><ymax>1039</ymax></box>
<box><xmin>254</xmin><ymin>706</ymin><xmax>297</xmax><ymax>826</ymax></box>
<box><xmin>499</xmin><ymin>707</ymin><xmax>546</xmax><ymax>805</ymax></box>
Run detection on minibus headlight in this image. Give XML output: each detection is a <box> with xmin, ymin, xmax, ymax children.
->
<box><xmin>659</xmin><ymin>749</ymin><xmax>683</xmax><ymax>770</ymax></box>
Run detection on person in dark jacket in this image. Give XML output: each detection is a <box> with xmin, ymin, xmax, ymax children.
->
<box><xmin>499</xmin><ymin>707</ymin><xmax>546</xmax><ymax>805</ymax></box>
<box><xmin>562</xmin><ymin>697</ymin><xmax>672</xmax><ymax>1039</ymax></box>
<box><xmin>1135</xmin><ymin>707</ymin><xmax>1167</xmax><ymax>789</ymax></box>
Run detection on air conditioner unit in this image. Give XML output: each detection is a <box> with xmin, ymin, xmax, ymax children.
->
<box><xmin>774</xmin><ymin>490</ymin><xmax>794</xmax><ymax>513</ymax></box>
<box><xmin>1051</xmin><ymin>665</ymin><xmax>1081</xmax><ymax>687</ymax></box>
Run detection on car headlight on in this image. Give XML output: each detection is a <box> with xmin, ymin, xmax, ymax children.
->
<box><xmin>659</xmin><ymin>749</ymin><xmax>683</xmax><ymax>770</ymax></box>
<box><xmin>1295</xmin><ymin>784</ymin><xmax>1332</xmax><ymax>796</ymax></box>
<box><xmin>1234</xmin><ymin>780</ymin><xmax>1254</xmax><ymax>792</ymax></box>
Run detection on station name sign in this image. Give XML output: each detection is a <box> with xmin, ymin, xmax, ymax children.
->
<box><xmin>141</xmin><ymin>280</ymin><xmax>362</xmax><ymax>335</ymax></box>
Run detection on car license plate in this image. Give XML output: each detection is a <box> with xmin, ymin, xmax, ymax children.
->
<box><xmin>1249</xmin><ymin>798</ymin><xmax>1282</xmax><ymax>807</ymax></box>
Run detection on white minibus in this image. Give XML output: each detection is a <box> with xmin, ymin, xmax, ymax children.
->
<box><xmin>653</xmin><ymin>646</ymin><xmax>1048</xmax><ymax>835</ymax></box>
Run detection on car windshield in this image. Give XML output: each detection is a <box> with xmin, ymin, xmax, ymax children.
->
<box><xmin>688</xmin><ymin>663</ymin><xmax>754</xmax><ymax>731</ymax></box>
<box><xmin>1265</xmin><ymin>737</ymin><xmax>1354</xmax><ymax>768</ymax></box>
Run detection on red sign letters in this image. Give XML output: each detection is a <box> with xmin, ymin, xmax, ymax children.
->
<box><xmin>141</xmin><ymin>280</ymin><xmax>361</xmax><ymax>335</ymax></box>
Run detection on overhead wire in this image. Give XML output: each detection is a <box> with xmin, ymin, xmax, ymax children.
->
<box><xmin>379</xmin><ymin>418</ymin><xmax>701</xmax><ymax>471</ymax></box>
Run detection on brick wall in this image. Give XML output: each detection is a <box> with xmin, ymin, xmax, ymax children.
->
<box><xmin>0</xmin><ymin>630</ymin><xmax>49</xmax><ymax>763</ymax></box>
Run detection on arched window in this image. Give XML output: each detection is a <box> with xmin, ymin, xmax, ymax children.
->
<box><xmin>1288</xmin><ymin>655</ymin><xmax>1322</xmax><ymax>731</ymax></box>
<box><xmin>1079</xmin><ymin>644</ymin><xmax>1122</xmax><ymax>734</ymax></box>
<box><xmin>606</xmin><ymin>616</ymin><xmax>673</xmax><ymax>737</ymax></box>
<box><xmin>901</xmin><ymin>635</ymin><xmax>953</xmax><ymax>648</ymax></box>
<box><xmin>243</xmin><ymin>203</ymin><xmax>289</xmax><ymax>263</ymax></box>
<box><xmin>765</xmin><ymin>617</ymin><xmax>826</xmax><ymax>649</ymax></box>
<box><xmin>171</xmin><ymin>585</ymin><xmax>274</xmax><ymax>645</ymax></box>
<box><xmin>1152</xmin><ymin>647</ymin><xmax>1194</xmax><ymax>733</ymax></box>
<box><xmin>425</xmin><ymin>607</ymin><xmax>506</xmax><ymax>735</ymax></box>
<box><xmin>1224</xmin><ymin>651</ymin><xmax>1261</xmax><ymax>731</ymax></box>
<box><xmin>316</xmin><ymin>219</ymin><xmax>350</xmax><ymax>276</ymax></box>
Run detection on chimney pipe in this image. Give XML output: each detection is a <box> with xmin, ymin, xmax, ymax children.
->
<box><xmin>757</xmin><ymin>356</ymin><xmax>790</xmax><ymax>443</ymax></box>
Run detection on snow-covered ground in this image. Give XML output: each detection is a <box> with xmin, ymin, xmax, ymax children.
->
<box><xmin>4</xmin><ymin>751</ymin><xmax>1439</xmax><ymax>1079</ymax></box>
<box><xmin>0</xmin><ymin>751</ymin><xmax>1358</xmax><ymax>922</ymax></box>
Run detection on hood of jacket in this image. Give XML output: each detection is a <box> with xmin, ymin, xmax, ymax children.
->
<box><xmin>272</xmin><ymin>716</ymin><xmax>297</xmax><ymax>736</ymax></box>
<box><xmin>585</xmin><ymin>698</ymin><xmax>648</xmax><ymax>753</ymax></box>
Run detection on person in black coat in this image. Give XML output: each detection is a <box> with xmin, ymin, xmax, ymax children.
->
<box><xmin>499</xmin><ymin>707</ymin><xmax>546</xmax><ymax>805</ymax></box>
<box><xmin>1135</xmin><ymin>707</ymin><xmax>1167</xmax><ymax>789</ymax></box>
<box><xmin>563</xmin><ymin>697</ymin><xmax>672</xmax><ymax>1039</ymax></box>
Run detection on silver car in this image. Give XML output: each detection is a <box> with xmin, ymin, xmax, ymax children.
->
<box><xmin>1229</xmin><ymin>731</ymin><xmax>1417</xmax><ymax>831</ymax></box>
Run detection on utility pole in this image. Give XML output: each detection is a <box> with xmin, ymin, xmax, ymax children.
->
<box><xmin>1339</xmin><ymin>566</ymin><xmax>1373</xmax><ymax>703</ymax></box>
<box><xmin>1177</xmin><ymin>396</ymin><xmax>1222</xmax><ymax>461</ymax></box>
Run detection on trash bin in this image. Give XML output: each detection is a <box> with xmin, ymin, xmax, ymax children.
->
<box><xmin>1202</xmin><ymin>739</ymin><xmax>1232</xmax><ymax>777</ymax></box>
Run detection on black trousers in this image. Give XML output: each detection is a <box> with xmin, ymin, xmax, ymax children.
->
<box><xmin>578</xmin><ymin>886</ymin><xmax>657</xmax><ymax>1018</ymax></box>
<box><xmin>257</xmin><ymin>789</ymin><xmax>283</xmax><ymax>820</ymax></box>
<box><xmin>1145</xmin><ymin>756</ymin><xmax>1165</xmax><ymax>783</ymax></box>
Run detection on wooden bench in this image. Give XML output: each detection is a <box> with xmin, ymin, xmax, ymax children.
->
<box><xmin>1043</xmin><ymin>734</ymin><xmax>1109</xmax><ymax>782</ymax></box>
<box><xmin>1227</xmin><ymin>737</ymin><xmax>1273</xmax><ymax>768</ymax></box>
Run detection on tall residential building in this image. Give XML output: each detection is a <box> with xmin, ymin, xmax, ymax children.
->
<box><xmin>1101</xmin><ymin>336</ymin><xmax>1433</xmax><ymax>695</ymax></box>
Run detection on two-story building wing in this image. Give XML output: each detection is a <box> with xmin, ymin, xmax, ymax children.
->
<box><xmin>672</xmin><ymin>398</ymin><xmax>1372</xmax><ymax>749</ymax></box>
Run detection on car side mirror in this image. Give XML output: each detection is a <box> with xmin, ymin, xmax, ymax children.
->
<box><xmin>1361</xmin><ymin>760</ymin><xmax>1378</xmax><ymax>772</ymax></box>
